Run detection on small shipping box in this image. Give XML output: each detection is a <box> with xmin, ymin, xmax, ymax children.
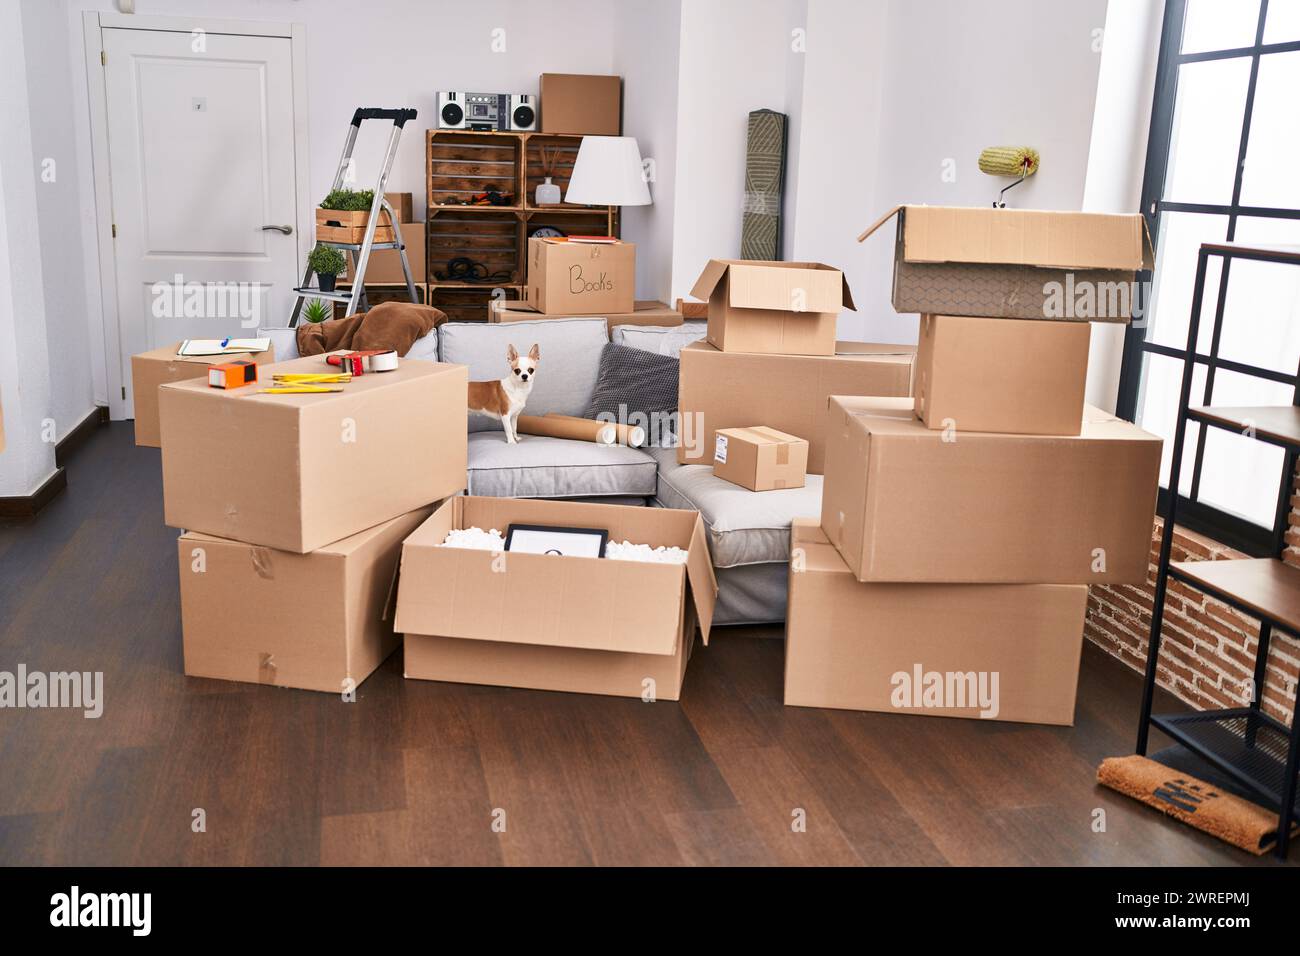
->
<box><xmin>691</xmin><ymin>259</ymin><xmax>854</xmax><ymax>356</ymax></box>
<box><xmin>525</xmin><ymin>238</ymin><xmax>635</xmax><ymax>315</ymax></box>
<box><xmin>131</xmin><ymin>342</ymin><xmax>276</xmax><ymax>448</ymax></box>
<box><xmin>712</xmin><ymin>426</ymin><xmax>808</xmax><ymax>491</ymax></box>
<box><xmin>396</xmin><ymin>497</ymin><xmax>717</xmax><ymax>701</ymax></box>
<box><xmin>178</xmin><ymin>507</ymin><xmax>433</xmax><ymax>693</ymax></box>
<box><xmin>352</xmin><ymin>221</ymin><xmax>426</xmax><ymax>284</ymax></box>
<box><xmin>915</xmin><ymin>313</ymin><xmax>1090</xmax><ymax>435</ymax></box>
<box><xmin>677</xmin><ymin>341</ymin><xmax>914</xmax><ymax>473</ymax></box>
<box><xmin>384</xmin><ymin>192</ymin><xmax>413</xmax><ymax>223</ymax></box>
<box><xmin>857</xmin><ymin>205</ymin><xmax>1153</xmax><ymax>321</ymax></box>
<box><xmin>159</xmin><ymin>353</ymin><xmax>468</xmax><ymax>553</ymax></box>
<box><xmin>785</xmin><ymin>519</ymin><xmax>1087</xmax><ymax>725</ymax></box>
<box><xmin>820</xmin><ymin>396</ymin><xmax>1162</xmax><ymax>584</ymax></box>
<box><xmin>540</xmin><ymin>73</ymin><xmax>622</xmax><ymax>135</ymax></box>
<box><xmin>491</xmin><ymin>298</ymin><xmax>682</xmax><ymax>328</ymax></box>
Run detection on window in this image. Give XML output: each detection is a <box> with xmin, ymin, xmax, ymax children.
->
<box><xmin>1118</xmin><ymin>0</ymin><xmax>1300</xmax><ymax>555</ymax></box>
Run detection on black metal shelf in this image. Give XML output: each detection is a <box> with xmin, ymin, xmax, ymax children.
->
<box><xmin>1137</xmin><ymin>240</ymin><xmax>1300</xmax><ymax>860</ymax></box>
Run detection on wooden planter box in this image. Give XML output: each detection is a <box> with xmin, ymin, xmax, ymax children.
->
<box><xmin>315</xmin><ymin>207</ymin><xmax>395</xmax><ymax>244</ymax></box>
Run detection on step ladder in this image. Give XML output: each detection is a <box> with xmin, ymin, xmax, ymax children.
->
<box><xmin>289</xmin><ymin>108</ymin><xmax>420</xmax><ymax>327</ymax></box>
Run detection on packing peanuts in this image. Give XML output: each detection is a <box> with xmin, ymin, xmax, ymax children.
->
<box><xmin>132</xmin><ymin>343</ymin><xmax>276</xmax><ymax>448</ymax></box>
<box><xmin>915</xmin><ymin>314</ymin><xmax>1090</xmax><ymax>435</ymax></box>
<box><xmin>820</xmin><ymin>396</ymin><xmax>1162</xmax><ymax>584</ymax></box>
<box><xmin>178</xmin><ymin>507</ymin><xmax>433</xmax><ymax>693</ymax></box>
<box><xmin>491</xmin><ymin>299</ymin><xmax>682</xmax><ymax>328</ymax></box>
<box><xmin>857</xmin><ymin>205</ymin><xmax>1153</xmax><ymax>321</ymax></box>
<box><xmin>677</xmin><ymin>341</ymin><xmax>914</xmax><ymax>473</ymax></box>
<box><xmin>396</xmin><ymin>496</ymin><xmax>717</xmax><ymax>700</ymax></box>
<box><xmin>159</xmin><ymin>353</ymin><xmax>467</xmax><ymax>553</ymax></box>
<box><xmin>785</xmin><ymin>519</ymin><xmax>1087</xmax><ymax>725</ymax></box>
<box><xmin>690</xmin><ymin>259</ymin><xmax>854</xmax><ymax>356</ymax></box>
<box><xmin>712</xmin><ymin>426</ymin><xmax>808</xmax><ymax>491</ymax></box>
<box><xmin>525</xmin><ymin>238</ymin><xmax>636</xmax><ymax>315</ymax></box>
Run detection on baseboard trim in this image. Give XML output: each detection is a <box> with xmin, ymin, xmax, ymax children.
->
<box><xmin>55</xmin><ymin>405</ymin><xmax>110</xmax><ymax>467</ymax></box>
<box><xmin>0</xmin><ymin>467</ymin><xmax>68</xmax><ymax>519</ymax></box>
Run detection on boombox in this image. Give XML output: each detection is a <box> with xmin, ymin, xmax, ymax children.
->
<box><xmin>437</xmin><ymin>92</ymin><xmax>536</xmax><ymax>131</ymax></box>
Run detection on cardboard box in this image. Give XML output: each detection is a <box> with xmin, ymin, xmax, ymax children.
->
<box><xmin>915</xmin><ymin>314</ymin><xmax>1089</xmax><ymax>436</ymax></box>
<box><xmin>160</xmin><ymin>353</ymin><xmax>467</xmax><ymax>553</ymax></box>
<box><xmin>857</xmin><ymin>205</ymin><xmax>1153</xmax><ymax>322</ymax></box>
<box><xmin>491</xmin><ymin>298</ymin><xmax>682</xmax><ymax>328</ymax></box>
<box><xmin>526</xmin><ymin>237</ymin><xmax>635</xmax><ymax>315</ymax></box>
<box><xmin>396</xmin><ymin>496</ymin><xmax>717</xmax><ymax>701</ymax></box>
<box><xmin>352</xmin><ymin>221</ymin><xmax>426</xmax><ymax>284</ymax></box>
<box><xmin>131</xmin><ymin>343</ymin><xmax>276</xmax><ymax>448</ymax></box>
<box><xmin>712</xmin><ymin>426</ymin><xmax>808</xmax><ymax>491</ymax></box>
<box><xmin>691</xmin><ymin>259</ymin><xmax>853</xmax><ymax>356</ymax></box>
<box><xmin>540</xmin><ymin>73</ymin><xmax>622</xmax><ymax>136</ymax></box>
<box><xmin>178</xmin><ymin>507</ymin><xmax>433</xmax><ymax>693</ymax></box>
<box><xmin>677</xmin><ymin>341</ymin><xmax>915</xmax><ymax>473</ymax></box>
<box><xmin>785</xmin><ymin>519</ymin><xmax>1087</xmax><ymax>725</ymax></box>
<box><xmin>384</xmin><ymin>192</ymin><xmax>413</xmax><ymax>223</ymax></box>
<box><xmin>820</xmin><ymin>396</ymin><xmax>1162</xmax><ymax>584</ymax></box>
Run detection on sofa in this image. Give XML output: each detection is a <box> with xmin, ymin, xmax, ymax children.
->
<box><xmin>262</xmin><ymin>317</ymin><xmax>819</xmax><ymax>625</ymax></box>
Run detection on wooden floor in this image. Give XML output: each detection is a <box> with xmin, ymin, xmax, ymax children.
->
<box><xmin>0</xmin><ymin>422</ymin><xmax>1290</xmax><ymax>867</ymax></box>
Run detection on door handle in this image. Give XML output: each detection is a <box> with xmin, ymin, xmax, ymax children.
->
<box><xmin>261</xmin><ymin>224</ymin><xmax>293</xmax><ymax>235</ymax></box>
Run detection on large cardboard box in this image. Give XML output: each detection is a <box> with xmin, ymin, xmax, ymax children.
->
<box><xmin>525</xmin><ymin>238</ymin><xmax>635</xmax><ymax>315</ymax></box>
<box><xmin>491</xmin><ymin>298</ymin><xmax>682</xmax><ymax>328</ymax></box>
<box><xmin>396</xmin><ymin>497</ymin><xmax>717</xmax><ymax>701</ymax></box>
<box><xmin>159</xmin><ymin>353</ymin><xmax>467</xmax><ymax>553</ymax></box>
<box><xmin>178</xmin><ymin>507</ymin><xmax>432</xmax><ymax>693</ymax></box>
<box><xmin>677</xmin><ymin>341</ymin><xmax>914</xmax><ymax>473</ymax></box>
<box><xmin>131</xmin><ymin>343</ymin><xmax>276</xmax><ymax>448</ymax></box>
<box><xmin>821</xmin><ymin>396</ymin><xmax>1162</xmax><ymax>584</ymax></box>
<box><xmin>915</xmin><ymin>314</ymin><xmax>1090</xmax><ymax>436</ymax></box>
<box><xmin>857</xmin><ymin>205</ymin><xmax>1153</xmax><ymax>322</ymax></box>
<box><xmin>690</xmin><ymin>259</ymin><xmax>853</xmax><ymax>356</ymax></box>
<box><xmin>785</xmin><ymin>519</ymin><xmax>1087</xmax><ymax>725</ymax></box>
<box><xmin>539</xmin><ymin>73</ymin><xmax>622</xmax><ymax>135</ymax></box>
<box><xmin>712</xmin><ymin>426</ymin><xmax>808</xmax><ymax>491</ymax></box>
<box><xmin>351</xmin><ymin>221</ymin><xmax>425</xmax><ymax>284</ymax></box>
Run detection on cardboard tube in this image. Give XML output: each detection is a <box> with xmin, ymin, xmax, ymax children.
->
<box><xmin>516</xmin><ymin>413</ymin><xmax>647</xmax><ymax>447</ymax></box>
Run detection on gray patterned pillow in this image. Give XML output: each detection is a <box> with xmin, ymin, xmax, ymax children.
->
<box><xmin>584</xmin><ymin>343</ymin><xmax>679</xmax><ymax>427</ymax></box>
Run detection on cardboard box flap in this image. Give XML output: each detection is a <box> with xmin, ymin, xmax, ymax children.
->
<box><xmin>690</xmin><ymin>259</ymin><xmax>733</xmax><ymax>302</ymax></box>
<box><xmin>692</xmin><ymin>260</ymin><xmax>851</xmax><ymax>314</ymax></box>
<box><xmin>686</xmin><ymin>514</ymin><xmax>718</xmax><ymax>644</ymax></box>
<box><xmin>726</xmin><ymin>426</ymin><xmax>803</xmax><ymax>446</ymax></box>
<box><xmin>857</xmin><ymin>205</ymin><xmax>1153</xmax><ymax>270</ymax></box>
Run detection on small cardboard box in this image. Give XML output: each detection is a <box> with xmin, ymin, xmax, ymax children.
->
<box><xmin>178</xmin><ymin>507</ymin><xmax>433</xmax><ymax>693</ymax></box>
<box><xmin>785</xmin><ymin>519</ymin><xmax>1087</xmax><ymax>725</ymax></box>
<box><xmin>915</xmin><ymin>314</ymin><xmax>1090</xmax><ymax>436</ymax></box>
<box><xmin>491</xmin><ymin>298</ymin><xmax>682</xmax><ymax>328</ymax></box>
<box><xmin>131</xmin><ymin>343</ymin><xmax>276</xmax><ymax>448</ymax></box>
<box><xmin>820</xmin><ymin>396</ymin><xmax>1162</xmax><ymax>584</ymax></box>
<box><xmin>691</xmin><ymin>259</ymin><xmax>854</xmax><ymax>356</ymax></box>
<box><xmin>160</xmin><ymin>353</ymin><xmax>468</xmax><ymax>553</ymax></box>
<box><xmin>712</xmin><ymin>426</ymin><xmax>808</xmax><ymax>491</ymax></box>
<box><xmin>857</xmin><ymin>205</ymin><xmax>1153</xmax><ymax>322</ymax></box>
<box><xmin>352</xmin><ymin>221</ymin><xmax>425</xmax><ymax>284</ymax></box>
<box><xmin>384</xmin><ymin>192</ymin><xmax>413</xmax><ymax>223</ymax></box>
<box><xmin>677</xmin><ymin>341</ymin><xmax>914</xmax><ymax>473</ymax></box>
<box><xmin>525</xmin><ymin>238</ymin><xmax>635</xmax><ymax>315</ymax></box>
<box><xmin>540</xmin><ymin>73</ymin><xmax>622</xmax><ymax>135</ymax></box>
<box><xmin>396</xmin><ymin>497</ymin><xmax>717</xmax><ymax>701</ymax></box>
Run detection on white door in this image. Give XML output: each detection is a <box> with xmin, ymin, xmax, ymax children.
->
<box><xmin>101</xmin><ymin>25</ymin><xmax>300</xmax><ymax>418</ymax></box>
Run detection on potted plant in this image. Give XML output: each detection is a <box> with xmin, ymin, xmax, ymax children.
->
<box><xmin>302</xmin><ymin>298</ymin><xmax>332</xmax><ymax>324</ymax></box>
<box><xmin>307</xmin><ymin>244</ymin><xmax>346</xmax><ymax>292</ymax></box>
<box><xmin>315</xmin><ymin>188</ymin><xmax>392</xmax><ymax>243</ymax></box>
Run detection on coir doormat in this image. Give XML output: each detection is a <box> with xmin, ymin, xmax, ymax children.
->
<box><xmin>1098</xmin><ymin>753</ymin><xmax>1298</xmax><ymax>855</ymax></box>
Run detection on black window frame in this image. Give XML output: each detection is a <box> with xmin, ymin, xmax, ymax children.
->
<box><xmin>1117</xmin><ymin>0</ymin><xmax>1300</xmax><ymax>557</ymax></box>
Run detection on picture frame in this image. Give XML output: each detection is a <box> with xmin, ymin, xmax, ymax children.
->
<box><xmin>504</xmin><ymin>523</ymin><xmax>609</xmax><ymax>559</ymax></box>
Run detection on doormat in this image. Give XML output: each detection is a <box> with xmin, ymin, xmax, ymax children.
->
<box><xmin>1098</xmin><ymin>753</ymin><xmax>1297</xmax><ymax>855</ymax></box>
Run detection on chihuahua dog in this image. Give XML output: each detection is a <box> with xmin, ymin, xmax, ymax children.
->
<box><xmin>467</xmin><ymin>343</ymin><xmax>540</xmax><ymax>443</ymax></box>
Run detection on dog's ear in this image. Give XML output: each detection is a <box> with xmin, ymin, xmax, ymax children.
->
<box><xmin>506</xmin><ymin>343</ymin><xmax>518</xmax><ymax>363</ymax></box>
<box><xmin>528</xmin><ymin>343</ymin><xmax>540</xmax><ymax>362</ymax></box>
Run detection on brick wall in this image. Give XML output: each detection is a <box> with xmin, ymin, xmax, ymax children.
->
<box><xmin>1085</xmin><ymin>472</ymin><xmax>1300</xmax><ymax>724</ymax></box>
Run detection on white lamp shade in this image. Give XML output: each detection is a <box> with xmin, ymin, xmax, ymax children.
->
<box><xmin>564</xmin><ymin>136</ymin><xmax>652</xmax><ymax>207</ymax></box>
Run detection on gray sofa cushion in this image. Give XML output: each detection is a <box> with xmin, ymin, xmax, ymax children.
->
<box><xmin>438</xmin><ymin>318</ymin><xmax>609</xmax><ymax>432</ymax></box>
<box><xmin>612</xmin><ymin>321</ymin><xmax>707</xmax><ymax>357</ymax></box>
<box><xmin>649</xmin><ymin>445</ymin><xmax>821</xmax><ymax>568</ymax></box>
<box><xmin>467</xmin><ymin>432</ymin><xmax>658</xmax><ymax>498</ymax></box>
<box><xmin>585</xmin><ymin>343</ymin><xmax>680</xmax><ymax>420</ymax></box>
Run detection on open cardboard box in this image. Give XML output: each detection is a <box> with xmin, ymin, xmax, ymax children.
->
<box><xmin>858</xmin><ymin>205</ymin><xmax>1152</xmax><ymax>322</ymax></box>
<box><xmin>395</xmin><ymin>497</ymin><xmax>717</xmax><ymax>701</ymax></box>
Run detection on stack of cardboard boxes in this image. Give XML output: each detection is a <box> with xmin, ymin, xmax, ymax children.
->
<box><xmin>158</xmin><ymin>353</ymin><xmax>468</xmax><ymax>693</ymax></box>
<box><xmin>784</xmin><ymin>206</ymin><xmax>1162</xmax><ymax>725</ymax></box>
